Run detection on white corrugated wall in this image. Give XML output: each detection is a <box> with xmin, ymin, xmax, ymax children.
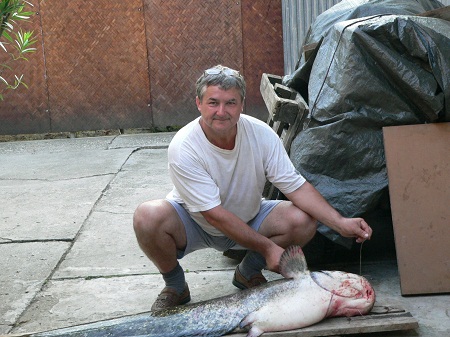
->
<box><xmin>282</xmin><ymin>0</ymin><xmax>450</xmax><ymax>74</ymax></box>
<box><xmin>282</xmin><ymin>0</ymin><xmax>340</xmax><ymax>74</ymax></box>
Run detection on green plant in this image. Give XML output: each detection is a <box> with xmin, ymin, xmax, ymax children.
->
<box><xmin>0</xmin><ymin>0</ymin><xmax>36</xmax><ymax>100</ymax></box>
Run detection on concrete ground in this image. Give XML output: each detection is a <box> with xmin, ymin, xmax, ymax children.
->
<box><xmin>0</xmin><ymin>133</ymin><xmax>448</xmax><ymax>336</ymax></box>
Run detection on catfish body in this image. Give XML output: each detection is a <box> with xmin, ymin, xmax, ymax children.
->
<box><xmin>12</xmin><ymin>246</ymin><xmax>375</xmax><ymax>337</ymax></box>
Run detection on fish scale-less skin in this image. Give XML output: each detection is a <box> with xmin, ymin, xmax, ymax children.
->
<box><xmin>32</xmin><ymin>279</ymin><xmax>294</xmax><ymax>337</ymax></box>
<box><xmin>242</xmin><ymin>274</ymin><xmax>333</xmax><ymax>336</ymax></box>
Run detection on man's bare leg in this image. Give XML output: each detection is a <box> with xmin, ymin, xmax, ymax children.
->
<box><xmin>133</xmin><ymin>199</ymin><xmax>186</xmax><ymax>272</ymax></box>
<box><xmin>259</xmin><ymin>200</ymin><xmax>317</xmax><ymax>247</ymax></box>
<box><xmin>133</xmin><ymin>199</ymin><xmax>190</xmax><ymax>310</ymax></box>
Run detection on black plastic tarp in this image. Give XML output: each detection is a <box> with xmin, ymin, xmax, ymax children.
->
<box><xmin>283</xmin><ymin>0</ymin><xmax>450</xmax><ymax>248</ymax></box>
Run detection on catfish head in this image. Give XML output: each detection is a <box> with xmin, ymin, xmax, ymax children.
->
<box><xmin>311</xmin><ymin>270</ymin><xmax>376</xmax><ymax>317</ymax></box>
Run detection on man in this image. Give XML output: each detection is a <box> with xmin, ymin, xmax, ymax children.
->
<box><xmin>133</xmin><ymin>65</ymin><xmax>372</xmax><ymax>311</ymax></box>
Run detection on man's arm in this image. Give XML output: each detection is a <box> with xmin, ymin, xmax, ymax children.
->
<box><xmin>200</xmin><ymin>206</ymin><xmax>284</xmax><ymax>273</ymax></box>
<box><xmin>284</xmin><ymin>181</ymin><xmax>372</xmax><ymax>243</ymax></box>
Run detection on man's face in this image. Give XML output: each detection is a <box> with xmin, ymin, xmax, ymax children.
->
<box><xmin>196</xmin><ymin>85</ymin><xmax>243</xmax><ymax>136</ymax></box>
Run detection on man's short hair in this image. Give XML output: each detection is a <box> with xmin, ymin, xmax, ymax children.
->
<box><xmin>196</xmin><ymin>65</ymin><xmax>246</xmax><ymax>101</ymax></box>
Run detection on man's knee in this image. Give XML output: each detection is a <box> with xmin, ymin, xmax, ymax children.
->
<box><xmin>299</xmin><ymin>213</ymin><xmax>317</xmax><ymax>240</ymax></box>
<box><xmin>133</xmin><ymin>200</ymin><xmax>166</xmax><ymax>236</ymax></box>
<box><xmin>288</xmin><ymin>208</ymin><xmax>317</xmax><ymax>246</ymax></box>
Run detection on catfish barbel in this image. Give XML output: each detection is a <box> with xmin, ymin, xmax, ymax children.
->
<box><xmin>5</xmin><ymin>246</ymin><xmax>375</xmax><ymax>337</ymax></box>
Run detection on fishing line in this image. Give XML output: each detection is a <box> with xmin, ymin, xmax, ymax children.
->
<box><xmin>359</xmin><ymin>241</ymin><xmax>365</xmax><ymax>276</ymax></box>
<box><xmin>358</xmin><ymin>240</ymin><xmax>367</xmax><ymax>319</ymax></box>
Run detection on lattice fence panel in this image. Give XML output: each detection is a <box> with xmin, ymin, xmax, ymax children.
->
<box><xmin>144</xmin><ymin>0</ymin><xmax>244</xmax><ymax>128</ymax></box>
<box><xmin>242</xmin><ymin>0</ymin><xmax>284</xmax><ymax>119</ymax></box>
<box><xmin>39</xmin><ymin>0</ymin><xmax>151</xmax><ymax>132</ymax></box>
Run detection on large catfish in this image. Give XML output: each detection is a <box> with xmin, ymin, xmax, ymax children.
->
<box><xmin>7</xmin><ymin>246</ymin><xmax>375</xmax><ymax>337</ymax></box>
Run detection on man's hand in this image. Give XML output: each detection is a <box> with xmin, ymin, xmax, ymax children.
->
<box><xmin>202</xmin><ymin>206</ymin><xmax>287</xmax><ymax>270</ymax></box>
<box><xmin>285</xmin><ymin>183</ymin><xmax>373</xmax><ymax>244</ymax></box>
<box><xmin>263</xmin><ymin>244</ymin><xmax>285</xmax><ymax>274</ymax></box>
<box><xmin>337</xmin><ymin>217</ymin><xmax>372</xmax><ymax>243</ymax></box>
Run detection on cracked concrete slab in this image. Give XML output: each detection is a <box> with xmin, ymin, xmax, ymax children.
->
<box><xmin>0</xmin><ymin>242</ymin><xmax>70</xmax><ymax>329</ymax></box>
<box><xmin>95</xmin><ymin>149</ymin><xmax>173</xmax><ymax>214</ymax></box>
<box><xmin>1</xmin><ymin>133</ymin><xmax>448</xmax><ymax>337</ymax></box>
<box><xmin>0</xmin><ymin>148</ymin><xmax>133</xmax><ymax>181</ymax></box>
<box><xmin>0</xmin><ymin>176</ymin><xmax>113</xmax><ymax>241</ymax></box>
<box><xmin>109</xmin><ymin>133</ymin><xmax>175</xmax><ymax>149</ymax></box>
<box><xmin>53</xmin><ymin>210</ymin><xmax>238</xmax><ymax>278</ymax></box>
<box><xmin>0</xmin><ymin>136</ymin><xmax>117</xmax><ymax>155</ymax></box>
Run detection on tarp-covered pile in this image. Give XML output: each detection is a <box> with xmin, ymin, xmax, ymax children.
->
<box><xmin>283</xmin><ymin>0</ymin><xmax>450</xmax><ymax>248</ymax></box>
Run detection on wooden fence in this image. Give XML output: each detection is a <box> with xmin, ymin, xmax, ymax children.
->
<box><xmin>0</xmin><ymin>0</ymin><xmax>284</xmax><ymax>135</ymax></box>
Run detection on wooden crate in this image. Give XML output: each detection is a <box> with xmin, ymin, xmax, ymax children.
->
<box><xmin>260</xmin><ymin>73</ymin><xmax>309</xmax><ymax>199</ymax></box>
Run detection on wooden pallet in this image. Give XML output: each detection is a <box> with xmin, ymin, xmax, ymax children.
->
<box><xmin>228</xmin><ymin>305</ymin><xmax>418</xmax><ymax>336</ymax></box>
<box><xmin>260</xmin><ymin>73</ymin><xmax>309</xmax><ymax>199</ymax></box>
<box><xmin>260</xmin><ymin>73</ymin><xmax>309</xmax><ymax>153</ymax></box>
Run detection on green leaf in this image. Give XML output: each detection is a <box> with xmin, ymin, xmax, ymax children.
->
<box><xmin>2</xmin><ymin>30</ymin><xmax>12</xmax><ymax>42</ymax></box>
<box><xmin>0</xmin><ymin>0</ymin><xmax>36</xmax><ymax>101</ymax></box>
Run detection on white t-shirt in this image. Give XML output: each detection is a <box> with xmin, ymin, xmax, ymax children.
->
<box><xmin>166</xmin><ymin>114</ymin><xmax>306</xmax><ymax>236</ymax></box>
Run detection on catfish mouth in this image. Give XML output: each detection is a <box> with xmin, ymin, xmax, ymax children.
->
<box><xmin>311</xmin><ymin>270</ymin><xmax>376</xmax><ymax>317</ymax></box>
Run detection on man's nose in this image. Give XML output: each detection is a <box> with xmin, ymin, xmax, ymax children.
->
<box><xmin>217</xmin><ymin>103</ymin><xmax>227</xmax><ymax>115</ymax></box>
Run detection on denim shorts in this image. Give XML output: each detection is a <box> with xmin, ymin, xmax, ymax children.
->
<box><xmin>166</xmin><ymin>199</ymin><xmax>282</xmax><ymax>259</ymax></box>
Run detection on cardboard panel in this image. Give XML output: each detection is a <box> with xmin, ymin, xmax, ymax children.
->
<box><xmin>383</xmin><ymin>123</ymin><xmax>450</xmax><ymax>295</ymax></box>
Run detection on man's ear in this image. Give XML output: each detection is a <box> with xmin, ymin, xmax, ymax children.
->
<box><xmin>195</xmin><ymin>96</ymin><xmax>201</xmax><ymax>111</ymax></box>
